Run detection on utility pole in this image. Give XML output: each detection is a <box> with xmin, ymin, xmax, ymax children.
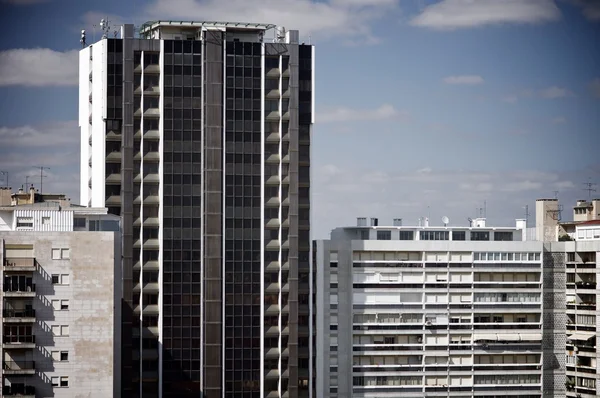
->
<box><xmin>35</xmin><ymin>167</ymin><xmax>50</xmax><ymax>194</ymax></box>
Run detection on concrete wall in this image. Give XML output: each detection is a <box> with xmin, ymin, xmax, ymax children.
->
<box><xmin>0</xmin><ymin>231</ymin><xmax>120</xmax><ymax>397</ymax></box>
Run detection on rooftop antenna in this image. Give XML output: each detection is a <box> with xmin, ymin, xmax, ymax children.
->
<box><xmin>24</xmin><ymin>175</ymin><xmax>33</xmax><ymax>190</ymax></box>
<box><xmin>524</xmin><ymin>205</ymin><xmax>531</xmax><ymax>228</ymax></box>
<box><xmin>36</xmin><ymin>166</ymin><xmax>50</xmax><ymax>194</ymax></box>
<box><xmin>484</xmin><ymin>200</ymin><xmax>487</xmax><ymax>218</ymax></box>
<box><xmin>80</xmin><ymin>30</ymin><xmax>86</xmax><ymax>47</ymax></box>
<box><xmin>583</xmin><ymin>178</ymin><xmax>597</xmax><ymax>199</ymax></box>
<box><xmin>0</xmin><ymin>170</ymin><xmax>7</xmax><ymax>188</ymax></box>
<box><xmin>553</xmin><ymin>190</ymin><xmax>559</xmax><ymax>200</ymax></box>
<box><xmin>100</xmin><ymin>18</ymin><xmax>111</xmax><ymax>40</ymax></box>
<box><xmin>467</xmin><ymin>217</ymin><xmax>473</xmax><ymax>227</ymax></box>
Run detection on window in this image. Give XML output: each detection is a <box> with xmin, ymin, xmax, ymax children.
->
<box><xmin>16</xmin><ymin>217</ymin><xmax>33</xmax><ymax>228</ymax></box>
<box><xmin>61</xmin><ymin>300</ymin><xmax>69</xmax><ymax>310</ymax></box>
<box><xmin>420</xmin><ymin>231</ymin><xmax>449</xmax><ymax>240</ymax></box>
<box><xmin>51</xmin><ymin>351</ymin><xmax>69</xmax><ymax>362</ymax></box>
<box><xmin>52</xmin><ymin>300</ymin><xmax>60</xmax><ymax>310</ymax></box>
<box><xmin>51</xmin><ymin>376</ymin><xmax>59</xmax><ymax>387</ymax></box>
<box><xmin>494</xmin><ymin>231</ymin><xmax>513</xmax><ymax>241</ymax></box>
<box><xmin>42</xmin><ymin>217</ymin><xmax>51</xmax><ymax>225</ymax></box>
<box><xmin>73</xmin><ymin>217</ymin><xmax>86</xmax><ymax>228</ymax></box>
<box><xmin>471</xmin><ymin>231</ymin><xmax>490</xmax><ymax>241</ymax></box>
<box><xmin>51</xmin><ymin>325</ymin><xmax>60</xmax><ymax>335</ymax></box>
<box><xmin>52</xmin><ymin>325</ymin><xmax>69</xmax><ymax>336</ymax></box>
<box><xmin>359</xmin><ymin>230</ymin><xmax>370</xmax><ymax>240</ymax></box>
<box><xmin>377</xmin><ymin>230</ymin><xmax>391</xmax><ymax>240</ymax></box>
<box><xmin>61</xmin><ymin>325</ymin><xmax>69</xmax><ymax>336</ymax></box>
<box><xmin>61</xmin><ymin>351</ymin><xmax>69</xmax><ymax>361</ymax></box>
<box><xmin>399</xmin><ymin>231</ymin><xmax>414</xmax><ymax>240</ymax></box>
<box><xmin>60</xmin><ymin>376</ymin><xmax>69</xmax><ymax>387</ymax></box>
<box><xmin>452</xmin><ymin>231</ymin><xmax>466</xmax><ymax>241</ymax></box>
<box><xmin>52</xmin><ymin>248</ymin><xmax>70</xmax><ymax>260</ymax></box>
<box><xmin>52</xmin><ymin>274</ymin><xmax>69</xmax><ymax>285</ymax></box>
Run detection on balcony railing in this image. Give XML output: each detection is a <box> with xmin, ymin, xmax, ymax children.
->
<box><xmin>3</xmin><ymin>258</ymin><xmax>36</xmax><ymax>270</ymax></box>
<box><xmin>3</xmin><ymin>309</ymin><xmax>35</xmax><ymax>318</ymax></box>
<box><xmin>3</xmin><ymin>284</ymin><xmax>35</xmax><ymax>293</ymax></box>
<box><xmin>2</xmin><ymin>386</ymin><xmax>35</xmax><ymax>396</ymax></box>
<box><xmin>3</xmin><ymin>335</ymin><xmax>35</xmax><ymax>344</ymax></box>
<box><xmin>3</xmin><ymin>360</ymin><xmax>35</xmax><ymax>371</ymax></box>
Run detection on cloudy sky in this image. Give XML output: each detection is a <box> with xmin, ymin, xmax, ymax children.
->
<box><xmin>0</xmin><ymin>0</ymin><xmax>599</xmax><ymax>238</ymax></box>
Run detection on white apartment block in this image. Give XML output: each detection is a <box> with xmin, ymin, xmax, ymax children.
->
<box><xmin>0</xmin><ymin>188</ymin><xmax>121</xmax><ymax>397</ymax></box>
<box><xmin>313</xmin><ymin>215</ymin><xmax>600</xmax><ymax>398</ymax></box>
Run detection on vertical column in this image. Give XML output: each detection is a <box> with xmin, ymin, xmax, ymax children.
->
<box><xmin>542</xmin><ymin>249</ymin><xmax>566</xmax><ymax>396</ymax></box>
<box><xmin>202</xmin><ymin>29</ymin><xmax>224</xmax><ymax>398</ymax></box>
<box><xmin>121</xmin><ymin>24</ymin><xmax>135</xmax><ymax>397</ymax></box>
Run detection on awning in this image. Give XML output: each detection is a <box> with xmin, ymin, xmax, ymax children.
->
<box><xmin>567</xmin><ymin>332</ymin><xmax>595</xmax><ymax>341</ymax></box>
<box><xmin>519</xmin><ymin>333</ymin><xmax>543</xmax><ymax>341</ymax></box>
<box><xmin>474</xmin><ymin>333</ymin><xmax>497</xmax><ymax>341</ymax></box>
<box><xmin>497</xmin><ymin>334</ymin><xmax>520</xmax><ymax>342</ymax></box>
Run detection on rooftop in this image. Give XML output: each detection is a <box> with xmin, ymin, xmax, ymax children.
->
<box><xmin>139</xmin><ymin>20</ymin><xmax>278</xmax><ymax>34</ymax></box>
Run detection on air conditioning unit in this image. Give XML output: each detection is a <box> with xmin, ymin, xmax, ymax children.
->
<box><xmin>425</xmin><ymin>321</ymin><xmax>432</xmax><ymax>326</ymax></box>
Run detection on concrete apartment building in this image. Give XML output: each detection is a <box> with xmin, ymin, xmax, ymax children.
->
<box><xmin>0</xmin><ymin>186</ymin><xmax>121</xmax><ymax>397</ymax></box>
<box><xmin>536</xmin><ymin>197</ymin><xmax>600</xmax><ymax>398</ymax></box>
<box><xmin>313</xmin><ymin>209</ymin><xmax>599</xmax><ymax>398</ymax></box>
<box><xmin>79</xmin><ymin>21</ymin><xmax>314</xmax><ymax>398</ymax></box>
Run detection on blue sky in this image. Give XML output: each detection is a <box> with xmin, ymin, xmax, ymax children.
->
<box><xmin>0</xmin><ymin>0</ymin><xmax>599</xmax><ymax>238</ymax></box>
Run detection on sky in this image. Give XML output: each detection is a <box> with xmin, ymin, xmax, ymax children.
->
<box><xmin>0</xmin><ymin>0</ymin><xmax>599</xmax><ymax>239</ymax></box>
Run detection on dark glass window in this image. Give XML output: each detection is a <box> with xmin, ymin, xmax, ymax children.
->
<box><xmin>471</xmin><ymin>231</ymin><xmax>490</xmax><ymax>241</ymax></box>
<box><xmin>452</xmin><ymin>231</ymin><xmax>466</xmax><ymax>241</ymax></box>
<box><xmin>376</xmin><ymin>230</ymin><xmax>391</xmax><ymax>240</ymax></box>
<box><xmin>399</xmin><ymin>231</ymin><xmax>414</xmax><ymax>240</ymax></box>
<box><xmin>494</xmin><ymin>231</ymin><xmax>513</xmax><ymax>241</ymax></box>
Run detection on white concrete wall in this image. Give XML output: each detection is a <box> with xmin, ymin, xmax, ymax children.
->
<box><xmin>0</xmin><ymin>211</ymin><xmax>13</xmax><ymax>231</ymax></box>
<box><xmin>79</xmin><ymin>46</ymin><xmax>92</xmax><ymax>206</ymax></box>
<box><xmin>13</xmin><ymin>209</ymin><xmax>73</xmax><ymax>231</ymax></box>
<box><xmin>90</xmin><ymin>40</ymin><xmax>108</xmax><ymax>208</ymax></box>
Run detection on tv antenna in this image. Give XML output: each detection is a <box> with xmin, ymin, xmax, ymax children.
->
<box><xmin>36</xmin><ymin>166</ymin><xmax>50</xmax><ymax>194</ymax></box>
<box><xmin>24</xmin><ymin>175</ymin><xmax>33</xmax><ymax>190</ymax></box>
<box><xmin>0</xmin><ymin>170</ymin><xmax>8</xmax><ymax>188</ymax></box>
<box><xmin>583</xmin><ymin>179</ymin><xmax>597</xmax><ymax>199</ymax></box>
<box><xmin>523</xmin><ymin>205</ymin><xmax>531</xmax><ymax>228</ymax></box>
<box><xmin>100</xmin><ymin>18</ymin><xmax>111</xmax><ymax>40</ymax></box>
<box><xmin>553</xmin><ymin>190</ymin><xmax>559</xmax><ymax>200</ymax></box>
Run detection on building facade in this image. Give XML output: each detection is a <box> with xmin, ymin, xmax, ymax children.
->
<box><xmin>79</xmin><ymin>21</ymin><xmax>314</xmax><ymax>398</ymax></box>
<box><xmin>0</xmin><ymin>198</ymin><xmax>121</xmax><ymax>397</ymax></box>
<box><xmin>314</xmin><ymin>218</ymin><xmax>569</xmax><ymax>398</ymax></box>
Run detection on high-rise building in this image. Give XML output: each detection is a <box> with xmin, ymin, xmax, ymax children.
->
<box><xmin>0</xmin><ymin>186</ymin><xmax>121</xmax><ymax>397</ymax></box>
<box><xmin>79</xmin><ymin>21</ymin><xmax>315</xmax><ymax>398</ymax></box>
<box><xmin>314</xmin><ymin>217</ymin><xmax>567</xmax><ymax>398</ymax></box>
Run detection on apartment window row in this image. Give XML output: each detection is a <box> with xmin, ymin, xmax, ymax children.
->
<box><xmin>354</xmin><ymin>376</ymin><xmax>421</xmax><ymax>386</ymax></box>
<box><xmin>51</xmin><ymin>248</ymin><xmax>70</xmax><ymax>260</ymax></box>
<box><xmin>353</xmin><ymin>313</ymin><xmax>422</xmax><ymax>324</ymax></box>
<box><xmin>51</xmin><ymin>376</ymin><xmax>69</xmax><ymax>388</ymax></box>
<box><xmin>474</xmin><ymin>252</ymin><xmax>540</xmax><ymax>262</ymax></box>
<box><xmin>474</xmin><ymin>293</ymin><xmax>540</xmax><ymax>302</ymax></box>
<box><xmin>577</xmin><ymin>228</ymin><xmax>600</xmax><ymax>240</ymax></box>
<box><xmin>51</xmin><ymin>325</ymin><xmax>70</xmax><ymax>337</ymax></box>
<box><xmin>51</xmin><ymin>274</ymin><xmax>70</xmax><ymax>285</ymax></box>
<box><xmin>474</xmin><ymin>374</ymin><xmax>540</xmax><ymax>385</ymax></box>
<box><xmin>354</xmin><ymin>355</ymin><xmax>422</xmax><ymax>366</ymax></box>
<box><xmin>575</xmin><ymin>314</ymin><xmax>596</xmax><ymax>325</ymax></box>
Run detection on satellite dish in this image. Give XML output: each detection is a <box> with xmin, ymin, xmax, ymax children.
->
<box><xmin>442</xmin><ymin>216</ymin><xmax>449</xmax><ymax>226</ymax></box>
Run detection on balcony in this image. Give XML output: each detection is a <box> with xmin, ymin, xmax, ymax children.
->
<box><xmin>575</xmin><ymin>281</ymin><xmax>597</xmax><ymax>290</ymax></box>
<box><xmin>2</xmin><ymin>284</ymin><xmax>35</xmax><ymax>298</ymax></box>
<box><xmin>2</xmin><ymin>386</ymin><xmax>35</xmax><ymax>397</ymax></box>
<box><xmin>2</xmin><ymin>309</ymin><xmax>35</xmax><ymax>322</ymax></box>
<box><xmin>3</xmin><ymin>335</ymin><xmax>35</xmax><ymax>349</ymax></box>
<box><xmin>3</xmin><ymin>259</ymin><xmax>36</xmax><ymax>272</ymax></box>
<box><xmin>3</xmin><ymin>360</ymin><xmax>35</xmax><ymax>375</ymax></box>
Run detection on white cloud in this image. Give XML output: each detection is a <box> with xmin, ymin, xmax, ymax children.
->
<box><xmin>0</xmin><ymin>121</ymin><xmax>79</xmax><ymax>148</ymax></box>
<box><xmin>411</xmin><ymin>0</ymin><xmax>561</xmax><ymax>30</ymax></box>
<box><xmin>143</xmin><ymin>0</ymin><xmax>399</xmax><ymax>43</ymax></box>
<box><xmin>318</xmin><ymin>104</ymin><xmax>408</xmax><ymax>123</ymax></box>
<box><xmin>539</xmin><ymin>86</ymin><xmax>572</xmax><ymax>99</ymax></box>
<box><xmin>311</xmin><ymin>164</ymin><xmax>598</xmax><ymax>238</ymax></box>
<box><xmin>572</xmin><ymin>0</ymin><xmax>600</xmax><ymax>21</ymax></box>
<box><xmin>0</xmin><ymin>48</ymin><xmax>78</xmax><ymax>87</ymax></box>
<box><xmin>590</xmin><ymin>78</ymin><xmax>600</xmax><ymax>98</ymax></box>
<box><xmin>443</xmin><ymin>75</ymin><xmax>484</xmax><ymax>85</ymax></box>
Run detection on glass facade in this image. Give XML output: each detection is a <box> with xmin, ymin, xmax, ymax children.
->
<box><xmin>224</xmin><ymin>41</ymin><xmax>263</xmax><ymax>397</ymax></box>
<box><xmin>162</xmin><ymin>39</ymin><xmax>204</xmax><ymax>397</ymax></box>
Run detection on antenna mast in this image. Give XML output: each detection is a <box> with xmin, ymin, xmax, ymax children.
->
<box><xmin>36</xmin><ymin>166</ymin><xmax>50</xmax><ymax>194</ymax></box>
<box><xmin>583</xmin><ymin>179</ymin><xmax>597</xmax><ymax>199</ymax></box>
<box><xmin>524</xmin><ymin>205</ymin><xmax>531</xmax><ymax>228</ymax></box>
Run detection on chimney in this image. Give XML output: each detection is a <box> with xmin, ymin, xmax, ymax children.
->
<box><xmin>29</xmin><ymin>184</ymin><xmax>36</xmax><ymax>204</ymax></box>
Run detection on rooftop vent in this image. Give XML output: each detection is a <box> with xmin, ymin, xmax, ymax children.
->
<box><xmin>393</xmin><ymin>218</ymin><xmax>403</xmax><ymax>227</ymax></box>
<box><xmin>370</xmin><ymin>218</ymin><xmax>379</xmax><ymax>227</ymax></box>
<box><xmin>357</xmin><ymin>217</ymin><xmax>367</xmax><ymax>227</ymax></box>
